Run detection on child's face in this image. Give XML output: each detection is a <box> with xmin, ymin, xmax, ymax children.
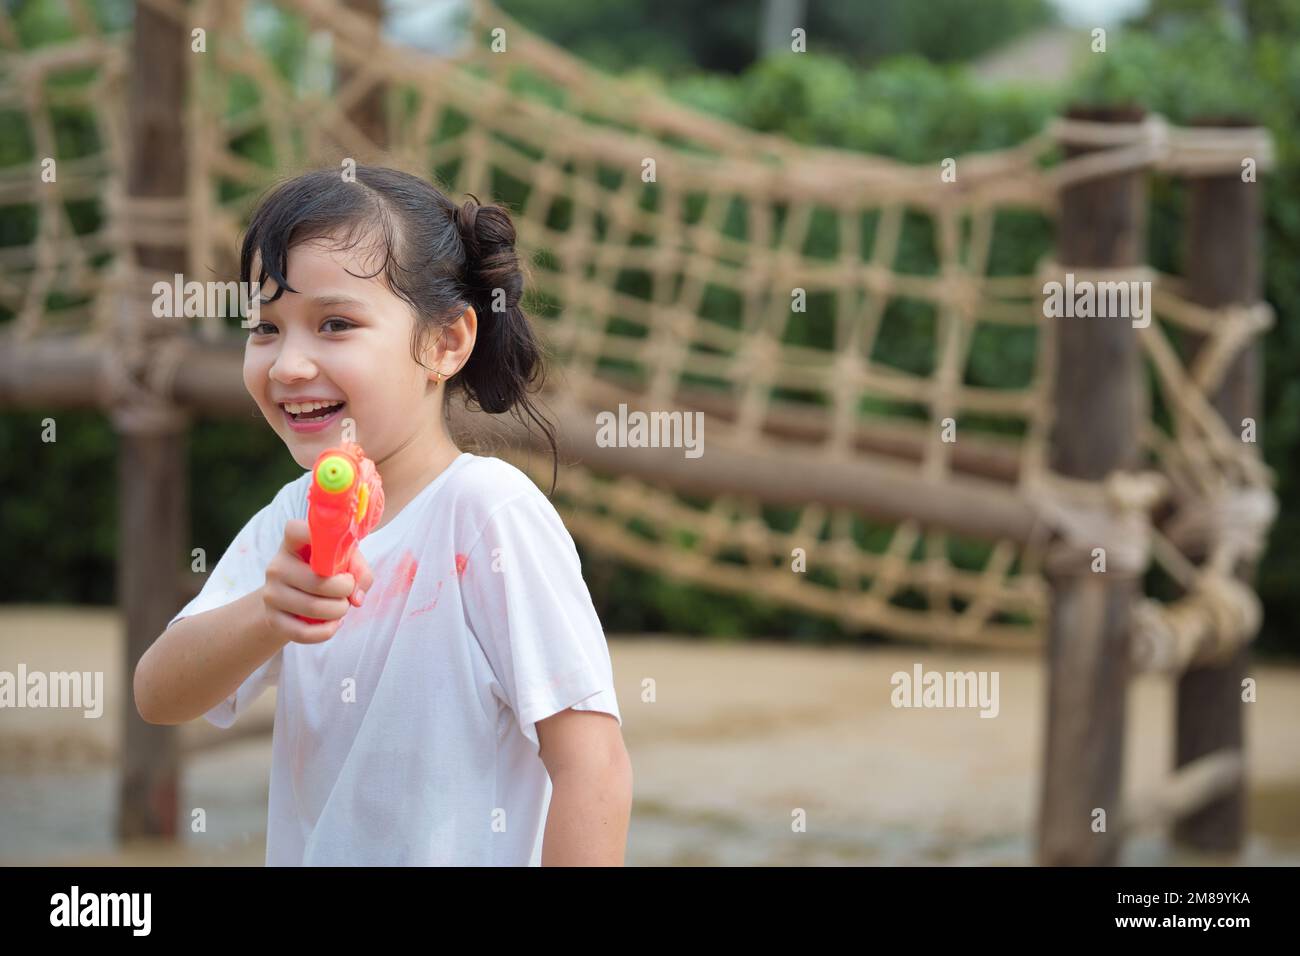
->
<box><xmin>243</xmin><ymin>237</ymin><xmax>441</xmax><ymax>470</ymax></box>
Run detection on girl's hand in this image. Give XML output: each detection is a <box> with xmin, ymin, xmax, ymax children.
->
<box><xmin>261</xmin><ymin>520</ymin><xmax>375</xmax><ymax>645</ymax></box>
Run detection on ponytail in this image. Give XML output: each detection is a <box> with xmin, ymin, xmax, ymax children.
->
<box><xmin>451</xmin><ymin>195</ymin><xmax>559</xmax><ymax>495</ymax></box>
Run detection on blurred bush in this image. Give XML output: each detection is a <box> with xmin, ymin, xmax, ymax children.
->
<box><xmin>498</xmin><ymin>0</ymin><xmax>1056</xmax><ymax>75</ymax></box>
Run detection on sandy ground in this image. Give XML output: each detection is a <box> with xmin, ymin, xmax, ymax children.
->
<box><xmin>2</xmin><ymin>606</ymin><xmax>1298</xmax><ymax>866</ymax></box>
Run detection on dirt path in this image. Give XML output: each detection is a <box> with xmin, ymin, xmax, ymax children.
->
<box><xmin>2</xmin><ymin>607</ymin><xmax>1297</xmax><ymax>865</ymax></box>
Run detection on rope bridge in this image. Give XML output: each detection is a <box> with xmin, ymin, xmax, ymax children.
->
<box><xmin>0</xmin><ymin>0</ymin><xmax>1276</xmax><ymax>674</ymax></box>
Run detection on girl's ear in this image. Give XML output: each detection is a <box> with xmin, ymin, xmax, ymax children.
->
<box><xmin>424</xmin><ymin>306</ymin><xmax>477</xmax><ymax>384</ymax></box>
<box><xmin>436</xmin><ymin>306</ymin><xmax>478</xmax><ymax>382</ymax></box>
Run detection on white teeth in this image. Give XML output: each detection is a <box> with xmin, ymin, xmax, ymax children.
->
<box><xmin>284</xmin><ymin>400</ymin><xmax>343</xmax><ymax>415</ymax></box>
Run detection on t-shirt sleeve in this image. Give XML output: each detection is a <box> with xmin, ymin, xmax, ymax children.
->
<box><xmin>167</xmin><ymin>477</ymin><xmax>305</xmax><ymax>729</ymax></box>
<box><xmin>459</xmin><ymin>492</ymin><xmax>622</xmax><ymax>754</ymax></box>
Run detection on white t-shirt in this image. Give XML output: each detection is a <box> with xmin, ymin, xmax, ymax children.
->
<box><xmin>167</xmin><ymin>451</ymin><xmax>622</xmax><ymax>866</ymax></box>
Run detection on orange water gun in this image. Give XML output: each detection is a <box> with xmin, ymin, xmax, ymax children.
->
<box><xmin>295</xmin><ymin>442</ymin><xmax>384</xmax><ymax>623</ymax></box>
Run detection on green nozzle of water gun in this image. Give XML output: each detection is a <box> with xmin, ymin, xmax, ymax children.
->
<box><xmin>315</xmin><ymin>454</ymin><xmax>356</xmax><ymax>493</ymax></box>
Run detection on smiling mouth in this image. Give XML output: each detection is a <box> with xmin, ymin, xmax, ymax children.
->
<box><xmin>280</xmin><ymin>400</ymin><xmax>346</xmax><ymax>423</ymax></box>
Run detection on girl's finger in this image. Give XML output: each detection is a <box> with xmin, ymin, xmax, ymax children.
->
<box><xmin>282</xmin><ymin>560</ymin><xmax>355</xmax><ymax>599</ymax></box>
<box><xmin>346</xmin><ymin>548</ymin><xmax>374</xmax><ymax>605</ymax></box>
<box><xmin>271</xmin><ymin>609</ymin><xmax>341</xmax><ymax>644</ymax></box>
<box><xmin>270</xmin><ymin>584</ymin><xmax>352</xmax><ymax>621</ymax></box>
<box><xmin>347</xmin><ymin>547</ymin><xmax>374</xmax><ymax>591</ymax></box>
<box><xmin>282</xmin><ymin>519</ymin><xmax>311</xmax><ymax>551</ymax></box>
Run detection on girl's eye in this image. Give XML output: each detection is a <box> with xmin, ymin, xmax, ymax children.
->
<box><xmin>244</xmin><ymin>317</ymin><xmax>353</xmax><ymax>335</ymax></box>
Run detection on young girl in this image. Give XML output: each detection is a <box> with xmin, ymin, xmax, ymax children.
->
<box><xmin>133</xmin><ymin>165</ymin><xmax>631</xmax><ymax>866</ymax></box>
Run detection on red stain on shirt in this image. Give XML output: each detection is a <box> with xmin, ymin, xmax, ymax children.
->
<box><xmin>455</xmin><ymin>553</ymin><xmax>469</xmax><ymax>577</ymax></box>
<box><xmin>376</xmin><ymin>550</ymin><xmax>420</xmax><ymax>604</ymax></box>
<box><xmin>409</xmin><ymin>580</ymin><xmax>444</xmax><ymax>618</ymax></box>
<box><xmin>401</xmin><ymin>553</ymin><xmax>419</xmax><ymax>590</ymax></box>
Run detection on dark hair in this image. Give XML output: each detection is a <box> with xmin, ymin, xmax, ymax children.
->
<box><xmin>239</xmin><ymin>164</ymin><xmax>558</xmax><ymax>494</ymax></box>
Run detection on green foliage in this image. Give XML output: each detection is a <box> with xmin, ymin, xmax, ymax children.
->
<box><xmin>0</xmin><ymin>413</ymin><xmax>116</xmax><ymax>604</ymax></box>
<box><xmin>788</xmin><ymin>0</ymin><xmax>1058</xmax><ymax>66</ymax></box>
<box><xmin>674</xmin><ymin>53</ymin><xmax>1060</xmax><ymax>158</ymax></box>
<box><xmin>498</xmin><ymin>0</ymin><xmax>1055</xmax><ymax>75</ymax></box>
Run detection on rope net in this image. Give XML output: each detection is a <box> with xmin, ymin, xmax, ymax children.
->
<box><xmin>0</xmin><ymin>0</ymin><xmax>1276</xmax><ymax>666</ymax></box>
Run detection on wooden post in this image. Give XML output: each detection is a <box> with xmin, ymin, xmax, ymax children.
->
<box><xmin>116</xmin><ymin>0</ymin><xmax>189</xmax><ymax>841</ymax></box>
<box><xmin>1173</xmin><ymin>117</ymin><xmax>1262</xmax><ymax>855</ymax></box>
<box><xmin>1037</xmin><ymin>106</ymin><xmax>1148</xmax><ymax>865</ymax></box>
<box><xmin>339</xmin><ymin>0</ymin><xmax>387</xmax><ymax>151</ymax></box>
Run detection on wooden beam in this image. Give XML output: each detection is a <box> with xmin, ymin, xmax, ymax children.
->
<box><xmin>116</xmin><ymin>0</ymin><xmax>188</xmax><ymax>843</ymax></box>
<box><xmin>574</xmin><ymin>374</ymin><xmax>1023</xmax><ymax>483</ymax></box>
<box><xmin>0</xmin><ymin>334</ymin><xmax>1024</xmax><ymax>483</ymax></box>
<box><xmin>1037</xmin><ymin>105</ymin><xmax>1148</xmax><ymax>866</ymax></box>
<box><xmin>451</xmin><ymin>391</ymin><xmax>1039</xmax><ymax>543</ymax></box>
<box><xmin>1173</xmin><ymin>116</ymin><xmax>1262</xmax><ymax>855</ymax></box>
<box><xmin>0</xmin><ymin>337</ymin><xmax>1038</xmax><ymax>542</ymax></box>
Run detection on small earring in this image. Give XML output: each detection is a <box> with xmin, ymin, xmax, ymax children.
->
<box><xmin>434</xmin><ymin>370</ymin><xmax>442</xmax><ymax>385</ymax></box>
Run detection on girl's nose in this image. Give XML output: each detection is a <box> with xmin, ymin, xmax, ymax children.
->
<box><xmin>269</xmin><ymin>347</ymin><xmax>319</xmax><ymax>383</ymax></box>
